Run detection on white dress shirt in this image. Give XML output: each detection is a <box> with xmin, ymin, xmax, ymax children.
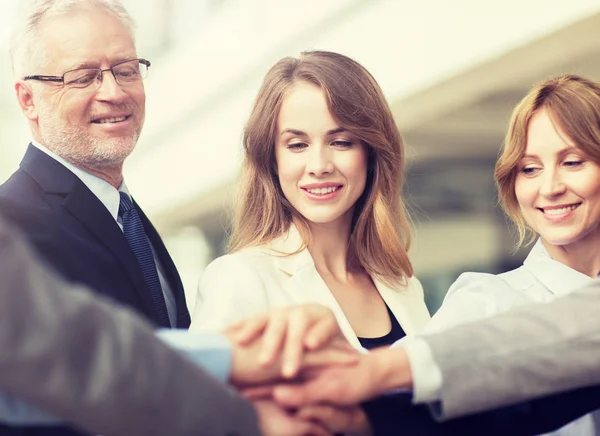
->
<box><xmin>31</xmin><ymin>142</ymin><xmax>177</xmax><ymax>327</ymax></box>
<box><xmin>400</xmin><ymin>239</ymin><xmax>599</xmax><ymax>435</ymax></box>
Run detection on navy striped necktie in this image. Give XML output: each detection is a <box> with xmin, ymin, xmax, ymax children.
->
<box><xmin>118</xmin><ymin>192</ymin><xmax>171</xmax><ymax>327</ymax></box>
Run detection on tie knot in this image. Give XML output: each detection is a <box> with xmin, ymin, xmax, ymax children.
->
<box><xmin>119</xmin><ymin>192</ymin><xmax>134</xmax><ymax>215</ymax></box>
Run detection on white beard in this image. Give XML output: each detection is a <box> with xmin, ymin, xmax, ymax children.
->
<box><xmin>36</xmin><ymin>102</ymin><xmax>141</xmax><ymax>170</ymax></box>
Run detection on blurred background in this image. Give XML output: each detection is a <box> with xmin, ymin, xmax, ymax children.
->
<box><xmin>1</xmin><ymin>0</ymin><xmax>599</xmax><ymax>314</ymax></box>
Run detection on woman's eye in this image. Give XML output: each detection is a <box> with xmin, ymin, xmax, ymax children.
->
<box><xmin>286</xmin><ymin>142</ymin><xmax>307</xmax><ymax>150</ymax></box>
<box><xmin>564</xmin><ymin>160</ymin><xmax>583</xmax><ymax>167</ymax></box>
<box><xmin>520</xmin><ymin>167</ymin><xmax>539</xmax><ymax>175</ymax></box>
<box><xmin>332</xmin><ymin>140</ymin><xmax>353</xmax><ymax>148</ymax></box>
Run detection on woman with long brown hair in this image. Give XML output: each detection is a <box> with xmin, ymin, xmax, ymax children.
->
<box><xmin>190</xmin><ymin>51</ymin><xmax>429</xmax><ymax>353</ymax></box>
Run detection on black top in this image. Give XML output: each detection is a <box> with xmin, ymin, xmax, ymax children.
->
<box><xmin>358</xmin><ymin>304</ymin><xmax>406</xmax><ymax>350</ymax></box>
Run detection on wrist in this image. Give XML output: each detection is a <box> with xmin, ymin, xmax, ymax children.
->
<box><xmin>224</xmin><ymin>333</ymin><xmax>246</xmax><ymax>385</ymax></box>
<box><xmin>370</xmin><ymin>346</ymin><xmax>412</xmax><ymax>394</ymax></box>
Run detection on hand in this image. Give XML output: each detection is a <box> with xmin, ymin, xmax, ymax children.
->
<box><xmin>254</xmin><ymin>400</ymin><xmax>333</xmax><ymax>436</ymax></box>
<box><xmin>297</xmin><ymin>404</ymin><xmax>372</xmax><ymax>436</ymax></box>
<box><xmin>225</xmin><ymin>327</ymin><xmax>358</xmax><ymax>388</ymax></box>
<box><xmin>271</xmin><ymin>346</ymin><xmax>412</xmax><ymax>407</ymax></box>
<box><xmin>226</xmin><ymin>304</ymin><xmax>358</xmax><ymax>378</ymax></box>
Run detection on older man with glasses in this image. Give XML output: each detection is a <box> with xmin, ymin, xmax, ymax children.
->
<box><xmin>0</xmin><ymin>1</ymin><xmax>187</xmax><ymax>434</ymax></box>
<box><xmin>3</xmin><ymin>3</ymin><xmax>186</xmax><ymax>327</ymax></box>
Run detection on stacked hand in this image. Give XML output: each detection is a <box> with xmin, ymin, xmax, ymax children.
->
<box><xmin>220</xmin><ymin>304</ymin><xmax>412</xmax><ymax>436</ymax></box>
<box><xmin>224</xmin><ymin>304</ymin><xmax>359</xmax><ymax>387</ymax></box>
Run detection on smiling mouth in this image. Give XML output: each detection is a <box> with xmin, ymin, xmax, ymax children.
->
<box><xmin>91</xmin><ymin>115</ymin><xmax>131</xmax><ymax>124</ymax></box>
<box><xmin>303</xmin><ymin>186</ymin><xmax>342</xmax><ymax>195</ymax></box>
<box><xmin>539</xmin><ymin>203</ymin><xmax>581</xmax><ymax>215</ymax></box>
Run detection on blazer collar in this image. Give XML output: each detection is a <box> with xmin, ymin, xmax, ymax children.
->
<box><xmin>20</xmin><ymin>143</ymin><xmax>79</xmax><ymax>194</ymax></box>
<box><xmin>19</xmin><ymin>144</ymin><xmax>164</xmax><ymax>325</ymax></box>
<box><xmin>373</xmin><ymin>276</ymin><xmax>430</xmax><ymax>336</ymax></box>
<box><xmin>267</xmin><ymin>224</ymin><xmax>315</xmax><ymax>276</ymax></box>
<box><xmin>524</xmin><ymin>239</ymin><xmax>595</xmax><ymax>296</ymax></box>
<box><xmin>264</xmin><ymin>225</ymin><xmax>360</xmax><ymax>346</ymax></box>
<box><xmin>266</xmin><ymin>224</ymin><xmax>430</xmax><ymax>346</ymax></box>
<box><xmin>20</xmin><ymin>145</ymin><xmax>124</xmax><ymax>245</ymax></box>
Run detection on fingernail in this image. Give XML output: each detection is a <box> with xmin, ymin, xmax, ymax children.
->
<box><xmin>282</xmin><ymin>363</ymin><xmax>296</xmax><ymax>378</ymax></box>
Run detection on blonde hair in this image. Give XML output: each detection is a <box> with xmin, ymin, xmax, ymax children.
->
<box><xmin>496</xmin><ymin>74</ymin><xmax>600</xmax><ymax>245</ymax></box>
<box><xmin>229</xmin><ymin>50</ymin><xmax>414</xmax><ymax>284</ymax></box>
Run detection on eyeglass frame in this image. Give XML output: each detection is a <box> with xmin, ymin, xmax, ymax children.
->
<box><xmin>23</xmin><ymin>58</ymin><xmax>151</xmax><ymax>88</ymax></box>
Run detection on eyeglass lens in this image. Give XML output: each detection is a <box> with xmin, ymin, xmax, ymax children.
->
<box><xmin>63</xmin><ymin>60</ymin><xmax>148</xmax><ymax>88</ymax></box>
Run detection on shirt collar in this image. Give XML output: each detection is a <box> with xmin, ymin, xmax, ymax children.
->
<box><xmin>31</xmin><ymin>141</ymin><xmax>128</xmax><ymax>222</ymax></box>
<box><xmin>523</xmin><ymin>238</ymin><xmax>596</xmax><ymax>296</ymax></box>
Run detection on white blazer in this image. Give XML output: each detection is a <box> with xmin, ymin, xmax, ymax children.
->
<box><xmin>190</xmin><ymin>225</ymin><xmax>431</xmax><ymax>349</ymax></box>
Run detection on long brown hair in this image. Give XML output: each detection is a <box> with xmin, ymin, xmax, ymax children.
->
<box><xmin>496</xmin><ymin>74</ymin><xmax>600</xmax><ymax>245</ymax></box>
<box><xmin>229</xmin><ymin>50</ymin><xmax>414</xmax><ymax>284</ymax></box>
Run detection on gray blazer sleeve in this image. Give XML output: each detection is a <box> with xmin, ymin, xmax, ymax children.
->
<box><xmin>0</xmin><ymin>217</ymin><xmax>260</xmax><ymax>436</ymax></box>
<box><xmin>424</xmin><ymin>282</ymin><xmax>600</xmax><ymax>419</ymax></box>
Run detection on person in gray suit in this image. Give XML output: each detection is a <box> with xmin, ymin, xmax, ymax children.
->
<box><xmin>0</xmin><ymin>213</ymin><xmax>357</xmax><ymax>436</ymax></box>
<box><xmin>257</xmin><ymin>283</ymin><xmax>599</xmax><ymax>412</ymax></box>
<box><xmin>246</xmin><ymin>287</ymin><xmax>600</xmax><ymax>434</ymax></box>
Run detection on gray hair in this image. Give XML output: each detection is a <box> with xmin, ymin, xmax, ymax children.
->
<box><xmin>9</xmin><ymin>0</ymin><xmax>136</xmax><ymax>78</ymax></box>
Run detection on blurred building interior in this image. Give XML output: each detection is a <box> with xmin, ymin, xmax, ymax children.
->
<box><xmin>1</xmin><ymin>0</ymin><xmax>599</xmax><ymax>312</ymax></box>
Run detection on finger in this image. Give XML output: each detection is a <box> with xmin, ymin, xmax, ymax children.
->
<box><xmin>258</xmin><ymin>310</ymin><xmax>288</xmax><ymax>365</ymax></box>
<box><xmin>303</xmin><ymin>348</ymin><xmax>360</xmax><ymax>369</ymax></box>
<box><xmin>273</xmin><ymin>380</ymin><xmax>322</xmax><ymax>407</ymax></box>
<box><xmin>296</xmin><ymin>405</ymin><xmax>334</xmax><ymax>422</ymax></box>
<box><xmin>304</xmin><ymin>315</ymin><xmax>340</xmax><ymax>350</ymax></box>
<box><xmin>281</xmin><ymin>308</ymin><xmax>309</xmax><ymax>378</ymax></box>
<box><xmin>331</xmin><ymin>337</ymin><xmax>360</xmax><ymax>354</ymax></box>
<box><xmin>230</xmin><ymin>316</ymin><xmax>268</xmax><ymax>345</ymax></box>
<box><xmin>241</xmin><ymin>385</ymin><xmax>276</xmax><ymax>400</ymax></box>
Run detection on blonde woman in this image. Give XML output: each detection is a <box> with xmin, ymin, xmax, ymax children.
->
<box><xmin>190</xmin><ymin>51</ymin><xmax>429</xmax><ymax>351</ymax></box>
<box><xmin>425</xmin><ymin>75</ymin><xmax>600</xmax><ymax>436</ymax></box>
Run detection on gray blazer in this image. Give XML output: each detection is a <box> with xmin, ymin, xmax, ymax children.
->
<box><xmin>0</xmin><ymin>216</ymin><xmax>260</xmax><ymax>436</ymax></box>
<box><xmin>425</xmin><ymin>281</ymin><xmax>600</xmax><ymax>419</ymax></box>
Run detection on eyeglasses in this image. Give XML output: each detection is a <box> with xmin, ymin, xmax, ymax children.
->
<box><xmin>23</xmin><ymin>58</ymin><xmax>151</xmax><ymax>89</ymax></box>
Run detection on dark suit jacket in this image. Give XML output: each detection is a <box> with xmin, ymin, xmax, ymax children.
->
<box><xmin>0</xmin><ymin>145</ymin><xmax>190</xmax><ymax>436</ymax></box>
<box><xmin>0</xmin><ymin>215</ymin><xmax>259</xmax><ymax>436</ymax></box>
<box><xmin>363</xmin><ymin>384</ymin><xmax>600</xmax><ymax>435</ymax></box>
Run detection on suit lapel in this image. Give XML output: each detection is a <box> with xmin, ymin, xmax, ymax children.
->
<box><xmin>285</xmin><ymin>265</ymin><xmax>363</xmax><ymax>349</ymax></box>
<box><xmin>375</xmin><ymin>277</ymin><xmax>431</xmax><ymax>335</ymax></box>
<box><xmin>136</xmin><ymin>203</ymin><xmax>190</xmax><ymax>328</ymax></box>
<box><xmin>270</xmin><ymin>226</ymin><xmax>363</xmax><ymax>349</ymax></box>
<box><xmin>268</xmin><ymin>224</ymin><xmax>430</xmax><ymax>346</ymax></box>
<box><xmin>20</xmin><ymin>145</ymin><xmax>159</xmax><ymax>324</ymax></box>
<box><xmin>62</xmin><ymin>184</ymin><xmax>158</xmax><ymax>321</ymax></box>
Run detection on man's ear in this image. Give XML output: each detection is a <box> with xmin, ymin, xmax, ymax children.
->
<box><xmin>15</xmin><ymin>80</ymin><xmax>39</xmax><ymax>122</ymax></box>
